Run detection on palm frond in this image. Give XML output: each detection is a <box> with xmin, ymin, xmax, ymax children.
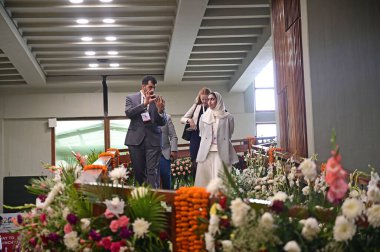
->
<box><xmin>127</xmin><ymin>191</ymin><xmax>167</xmax><ymax>233</ymax></box>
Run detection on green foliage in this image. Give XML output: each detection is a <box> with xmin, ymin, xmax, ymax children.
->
<box><xmin>127</xmin><ymin>190</ymin><xmax>167</xmax><ymax>233</ymax></box>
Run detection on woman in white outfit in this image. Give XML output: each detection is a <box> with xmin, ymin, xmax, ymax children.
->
<box><xmin>195</xmin><ymin>92</ymin><xmax>239</xmax><ymax>188</ymax></box>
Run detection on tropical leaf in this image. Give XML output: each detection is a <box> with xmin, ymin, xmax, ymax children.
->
<box><xmin>127</xmin><ymin>190</ymin><xmax>167</xmax><ymax>233</ymax></box>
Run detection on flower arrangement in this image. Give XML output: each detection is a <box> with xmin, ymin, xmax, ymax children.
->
<box><xmin>171</xmin><ymin>157</ymin><xmax>193</xmax><ymax>189</ymax></box>
<box><xmin>201</xmin><ymin>139</ymin><xmax>380</xmax><ymax>252</ymax></box>
<box><xmin>174</xmin><ymin>187</ymin><xmax>210</xmax><ymax>251</ymax></box>
<box><xmin>13</xmin><ymin>157</ymin><xmax>171</xmax><ymax>251</ymax></box>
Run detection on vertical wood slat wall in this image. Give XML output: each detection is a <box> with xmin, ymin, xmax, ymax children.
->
<box><xmin>272</xmin><ymin>0</ymin><xmax>308</xmax><ymax>157</ymax></box>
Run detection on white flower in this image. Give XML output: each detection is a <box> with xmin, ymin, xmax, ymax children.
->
<box><xmin>349</xmin><ymin>190</ymin><xmax>360</xmax><ymax>198</ymax></box>
<box><xmin>333</xmin><ymin>215</ymin><xmax>356</xmax><ymax>241</ymax></box>
<box><xmin>367</xmin><ymin>204</ymin><xmax>380</xmax><ymax>228</ymax></box>
<box><xmin>80</xmin><ymin>218</ymin><xmax>91</xmax><ymax>231</ymax></box>
<box><xmin>283</xmin><ymin>240</ymin><xmax>301</xmax><ymax>252</ymax></box>
<box><xmin>53</xmin><ymin>172</ymin><xmax>61</xmax><ymax>182</ymax></box>
<box><xmin>205</xmin><ymin>232</ymin><xmax>215</xmax><ymax>252</ymax></box>
<box><xmin>299</xmin><ymin>158</ymin><xmax>317</xmax><ymax>181</ymax></box>
<box><xmin>230</xmin><ymin>198</ymin><xmax>251</xmax><ymax>227</ymax></box>
<box><xmin>63</xmin><ymin>231</ymin><xmax>79</xmax><ymax>250</ymax></box>
<box><xmin>272</xmin><ymin>191</ymin><xmax>288</xmax><ymax>202</ymax></box>
<box><xmin>221</xmin><ymin>240</ymin><xmax>233</xmax><ymax>252</ymax></box>
<box><xmin>302</xmin><ymin>186</ymin><xmax>310</xmax><ymax>196</ymax></box>
<box><xmin>83</xmin><ymin>248</ymin><xmax>92</xmax><ymax>252</ymax></box>
<box><xmin>259</xmin><ymin>212</ymin><xmax>274</xmax><ymax>229</ymax></box>
<box><xmin>132</xmin><ymin>218</ymin><xmax>151</xmax><ymax>238</ymax></box>
<box><xmin>131</xmin><ymin>187</ymin><xmax>149</xmax><ymax>199</ymax></box>
<box><xmin>109</xmin><ymin>167</ymin><xmax>127</xmax><ymax>184</ymax></box>
<box><xmin>367</xmin><ymin>187</ymin><xmax>380</xmax><ymax>203</ymax></box>
<box><xmin>104</xmin><ymin>197</ymin><xmax>125</xmax><ymax>215</ymax></box>
<box><xmin>208</xmin><ymin>214</ymin><xmax>220</xmax><ymax>236</ymax></box>
<box><xmin>206</xmin><ymin>178</ymin><xmax>223</xmax><ymax>196</ymax></box>
<box><xmin>342</xmin><ymin>198</ymin><xmax>364</xmax><ymax>220</ymax></box>
<box><xmin>36</xmin><ymin>198</ymin><xmax>44</xmax><ymax>209</ymax></box>
<box><xmin>62</xmin><ymin>207</ymin><xmax>70</xmax><ymax>219</ymax></box>
<box><xmin>300</xmin><ymin>217</ymin><xmax>320</xmax><ymax>240</ymax></box>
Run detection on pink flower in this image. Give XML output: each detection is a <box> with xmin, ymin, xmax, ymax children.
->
<box><xmin>325</xmin><ymin>149</ymin><xmax>348</xmax><ymax>203</ymax></box>
<box><xmin>100</xmin><ymin>237</ymin><xmax>112</xmax><ymax>250</ymax></box>
<box><xmin>110</xmin><ymin>241</ymin><xmax>122</xmax><ymax>252</ymax></box>
<box><xmin>64</xmin><ymin>223</ymin><xmax>73</xmax><ymax>234</ymax></box>
<box><xmin>40</xmin><ymin>213</ymin><xmax>46</xmax><ymax>223</ymax></box>
<box><xmin>104</xmin><ymin>209</ymin><xmax>115</xmax><ymax>219</ymax></box>
<box><xmin>110</xmin><ymin>220</ymin><xmax>120</xmax><ymax>232</ymax></box>
<box><xmin>118</xmin><ymin>216</ymin><xmax>129</xmax><ymax>227</ymax></box>
<box><xmin>327</xmin><ymin>178</ymin><xmax>349</xmax><ymax>203</ymax></box>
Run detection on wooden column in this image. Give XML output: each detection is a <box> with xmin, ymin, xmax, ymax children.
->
<box><xmin>272</xmin><ymin>0</ymin><xmax>308</xmax><ymax>157</ymax></box>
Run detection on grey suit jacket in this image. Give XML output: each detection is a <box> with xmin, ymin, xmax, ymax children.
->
<box><xmin>124</xmin><ymin>92</ymin><xmax>166</xmax><ymax>147</ymax></box>
<box><xmin>161</xmin><ymin>114</ymin><xmax>178</xmax><ymax>160</ymax></box>
<box><xmin>196</xmin><ymin>114</ymin><xmax>238</xmax><ymax>166</ymax></box>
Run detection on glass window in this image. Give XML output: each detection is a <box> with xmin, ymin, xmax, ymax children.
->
<box><xmin>255</xmin><ymin>60</ymin><xmax>274</xmax><ymax>88</ymax></box>
<box><xmin>254</xmin><ymin>60</ymin><xmax>276</xmax><ymax>111</ymax></box>
<box><xmin>256</xmin><ymin>123</ymin><xmax>277</xmax><ymax>137</ymax></box>
<box><xmin>255</xmin><ymin>89</ymin><xmax>275</xmax><ymax>111</ymax></box>
<box><xmin>110</xmin><ymin>119</ymin><xmax>130</xmax><ymax>149</ymax></box>
<box><xmin>55</xmin><ymin>120</ymin><xmax>104</xmax><ymax>164</ymax></box>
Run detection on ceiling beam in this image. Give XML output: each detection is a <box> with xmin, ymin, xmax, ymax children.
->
<box><xmin>164</xmin><ymin>0</ymin><xmax>209</xmax><ymax>85</ymax></box>
<box><xmin>228</xmin><ymin>26</ymin><xmax>271</xmax><ymax>92</ymax></box>
<box><xmin>0</xmin><ymin>5</ymin><xmax>45</xmax><ymax>86</ymax></box>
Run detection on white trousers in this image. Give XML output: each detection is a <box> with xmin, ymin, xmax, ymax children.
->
<box><xmin>194</xmin><ymin>151</ymin><xmax>223</xmax><ymax>188</ymax></box>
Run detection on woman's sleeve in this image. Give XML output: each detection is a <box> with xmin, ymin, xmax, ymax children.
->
<box><xmin>199</xmin><ymin>115</ymin><xmax>204</xmax><ymax>137</ymax></box>
<box><xmin>180</xmin><ymin>104</ymin><xmax>197</xmax><ymax>124</ymax></box>
<box><xmin>229</xmin><ymin>116</ymin><xmax>234</xmax><ymax>138</ymax></box>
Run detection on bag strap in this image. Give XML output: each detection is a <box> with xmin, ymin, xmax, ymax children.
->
<box><xmin>190</xmin><ymin>104</ymin><xmax>197</xmax><ymax>118</ymax></box>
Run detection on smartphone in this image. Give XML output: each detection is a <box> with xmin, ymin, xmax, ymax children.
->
<box><xmin>150</xmin><ymin>90</ymin><xmax>156</xmax><ymax>99</ymax></box>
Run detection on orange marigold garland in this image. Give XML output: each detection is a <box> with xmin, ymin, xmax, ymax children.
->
<box><xmin>174</xmin><ymin>187</ymin><xmax>210</xmax><ymax>252</ymax></box>
<box><xmin>83</xmin><ymin>164</ymin><xmax>107</xmax><ymax>173</ymax></box>
<box><xmin>99</xmin><ymin>150</ymin><xmax>120</xmax><ymax>168</ymax></box>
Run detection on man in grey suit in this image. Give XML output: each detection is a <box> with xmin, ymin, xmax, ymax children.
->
<box><xmin>159</xmin><ymin>114</ymin><xmax>178</xmax><ymax>189</ymax></box>
<box><xmin>124</xmin><ymin>75</ymin><xmax>166</xmax><ymax>188</ymax></box>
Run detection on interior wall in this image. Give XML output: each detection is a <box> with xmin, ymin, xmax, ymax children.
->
<box><xmin>0</xmin><ymin>88</ymin><xmax>254</xmax><ymax>210</ymax></box>
<box><xmin>306</xmin><ymin>0</ymin><xmax>380</xmax><ymax>171</ymax></box>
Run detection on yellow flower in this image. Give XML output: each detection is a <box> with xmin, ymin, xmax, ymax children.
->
<box><xmin>210</xmin><ymin>203</ymin><xmax>218</xmax><ymax>215</ymax></box>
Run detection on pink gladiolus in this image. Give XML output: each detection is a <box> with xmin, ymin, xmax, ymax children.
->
<box><xmin>325</xmin><ymin>149</ymin><xmax>348</xmax><ymax>203</ymax></box>
<box><xmin>64</xmin><ymin>223</ymin><xmax>73</xmax><ymax>234</ymax></box>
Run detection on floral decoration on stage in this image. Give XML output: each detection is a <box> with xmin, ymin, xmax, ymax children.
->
<box><xmin>202</xmin><ymin>138</ymin><xmax>380</xmax><ymax>252</ymax></box>
<box><xmin>171</xmin><ymin>157</ymin><xmax>193</xmax><ymax>189</ymax></box>
<box><xmin>12</xmin><ymin>153</ymin><xmax>170</xmax><ymax>252</ymax></box>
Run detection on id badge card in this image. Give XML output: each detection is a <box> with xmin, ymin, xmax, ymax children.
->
<box><xmin>141</xmin><ymin>111</ymin><xmax>151</xmax><ymax>122</ymax></box>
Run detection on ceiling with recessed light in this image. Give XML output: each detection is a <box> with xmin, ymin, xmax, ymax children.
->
<box><xmin>0</xmin><ymin>0</ymin><xmax>272</xmax><ymax>92</ymax></box>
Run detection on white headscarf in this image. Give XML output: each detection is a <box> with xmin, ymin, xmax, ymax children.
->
<box><xmin>203</xmin><ymin>92</ymin><xmax>229</xmax><ymax>123</ymax></box>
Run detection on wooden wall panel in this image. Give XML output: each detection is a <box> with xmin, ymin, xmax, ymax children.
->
<box><xmin>272</xmin><ymin>0</ymin><xmax>308</xmax><ymax>157</ymax></box>
<box><xmin>284</xmin><ymin>0</ymin><xmax>300</xmax><ymax>31</ymax></box>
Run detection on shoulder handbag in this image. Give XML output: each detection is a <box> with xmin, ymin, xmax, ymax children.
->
<box><xmin>181</xmin><ymin>105</ymin><xmax>197</xmax><ymax>141</ymax></box>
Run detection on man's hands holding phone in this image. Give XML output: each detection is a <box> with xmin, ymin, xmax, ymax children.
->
<box><xmin>144</xmin><ymin>90</ymin><xmax>165</xmax><ymax>113</ymax></box>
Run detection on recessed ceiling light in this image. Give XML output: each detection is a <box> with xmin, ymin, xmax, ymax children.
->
<box><xmin>76</xmin><ymin>18</ymin><xmax>89</xmax><ymax>24</ymax></box>
<box><xmin>89</xmin><ymin>63</ymin><xmax>99</xmax><ymax>68</ymax></box>
<box><xmin>85</xmin><ymin>51</ymin><xmax>96</xmax><ymax>56</ymax></box>
<box><xmin>81</xmin><ymin>36</ymin><xmax>93</xmax><ymax>42</ymax></box>
<box><xmin>110</xmin><ymin>63</ymin><xmax>120</xmax><ymax>67</ymax></box>
<box><xmin>105</xmin><ymin>36</ymin><xmax>117</xmax><ymax>41</ymax></box>
<box><xmin>70</xmin><ymin>0</ymin><xmax>83</xmax><ymax>3</ymax></box>
<box><xmin>102</xmin><ymin>18</ymin><xmax>115</xmax><ymax>24</ymax></box>
<box><xmin>107</xmin><ymin>51</ymin><xmax>118</xmax><ymax>55</ymax></box>
<box><xmin>100</xmin><ymin>0</ymin><xmax>112</xmax><ymax>3</ymax></box>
